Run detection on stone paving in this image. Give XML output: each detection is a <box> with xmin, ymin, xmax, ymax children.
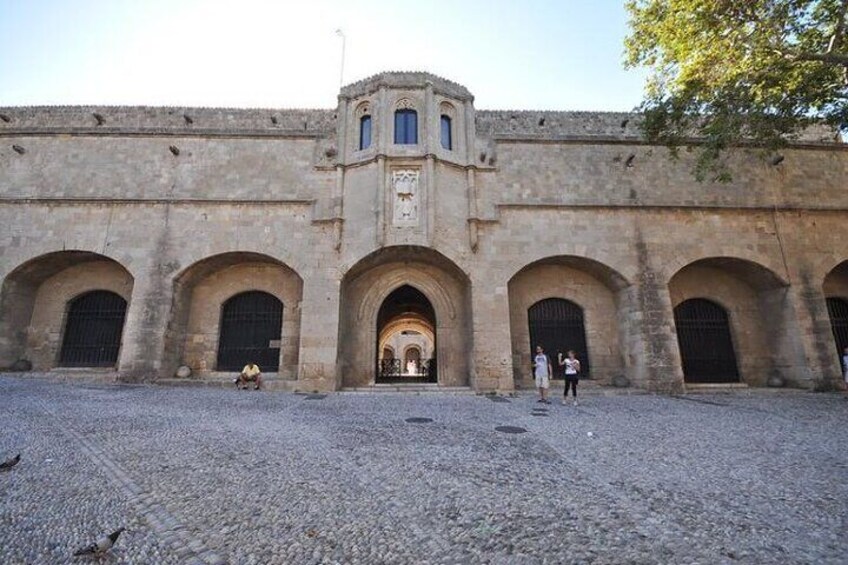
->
<box><xmin>1</xmin><ymin>375</ymin><xmax>847</xmax><ymax>564</ymax></box>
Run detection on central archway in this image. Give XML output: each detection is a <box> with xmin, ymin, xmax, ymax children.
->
<box><xmin>376</xmin><ymin>285</ymin><xmax>436</xmax><ymax>383</ymax></box>
<box><xmin>338</xmin><ymin>246</ymin><xmax>471</xmax><ymax>388</ymax></box>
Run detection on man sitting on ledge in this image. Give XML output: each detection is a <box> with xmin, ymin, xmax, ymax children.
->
<box><xmin>235</xmin><ymin>362</ymin><xmax>262</xmax><ymax>390</ymax></box>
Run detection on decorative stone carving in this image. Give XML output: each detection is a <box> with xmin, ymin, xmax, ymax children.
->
<box><xmin>355</xmin><ymin>102</ymin><xmax>371</xmax><ymax>117</ymax></box>
<box><xmin>392</xmin><ymin>169</ymin><xmax>420</xmax><ymax>225</ymax></box>
<box><xmin>395</xmin><ymin>98</ymin><xmax>415</xmax><ymax>110</ymax></box>
<box><xmin>439</xmin><ymin>101</ymin><xmax>456</xmax><ymax>118</ymax></box>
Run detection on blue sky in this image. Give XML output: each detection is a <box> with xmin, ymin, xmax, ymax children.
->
<box><xmin>0</xmin><ymin>0</ymin><xmax>648</xmax><ymax>111</ymax></box>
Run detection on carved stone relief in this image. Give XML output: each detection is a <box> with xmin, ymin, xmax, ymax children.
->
<box><xmin>392</xmin><ymin>169</ymin><xmax>420</xmax><ymax>225</ymax></box>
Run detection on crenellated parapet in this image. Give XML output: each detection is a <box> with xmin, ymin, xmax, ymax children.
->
<box><xmin>0</xmin><ymin>106</ymin><xmax>337</xmax><ymax>137</ymax></box>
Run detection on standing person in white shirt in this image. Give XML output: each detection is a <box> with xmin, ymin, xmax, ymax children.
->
<box><xmin>532</xmin><ymin>345</ymin><xmax>553</xmax><ymax>404</ymax></box>
<box><xmin>558</xmin><ymin>350</ymin><xmax>582</xmax><ymax>406</ymax></box>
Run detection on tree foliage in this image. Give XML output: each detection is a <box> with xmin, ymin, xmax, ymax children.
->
<box><xmin>625</xmin><ymin>0</ymin><xmax>848</xmax><ymax>181</ymax></box>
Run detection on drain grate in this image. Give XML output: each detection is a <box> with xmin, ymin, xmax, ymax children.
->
<box><xmin>405</xmin><ymin>417</ymin><xmax>434</xmax><ymax>424</ymax></box>
<box><xmin>530</xmin><ymin>412</ymin><xmax>549</xmax><ymax>417</ymax></box>
<box><xmin>495</xmin><ymin>426</ymin><xmax>527</xmax><ymax>434</ymax></box>
<box><xmin>304</xmin><ymin>394</ymin><xmax>327</xmax><ymax>400</ymax></box>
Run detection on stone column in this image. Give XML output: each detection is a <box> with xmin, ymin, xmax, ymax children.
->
<box><xmin>471</xmin><ymin>277</ymin><xmax>514</xmax><ymax>393</ymax></box>
<box><xmin>336</xmin><ymin>95</ymin><xmax>349</xmax><ymax>163</ymax></box>
<box><xmin>426</xmin><ymin>155</ymin><xmax>436</xmax><ymax>245</ymax></box>
<box><xmin>788</xmin><ymin>271</ymin><xmax>842</xmax><ymax>390</ymax></box>
<box><xmin>425</xmin><ymin>81</ymin><xmax>436</xmax><ymax>153</ymax></box>
<box><xmin>296</xmin><ymin>269</ymin><xmax>342</xmax><ymax>392</ymax></box>
<box><xmin>623</xmin><ymin>230</ymin><xmax>685</xmax><ymax>393</ymax></box>
<box><xmin>118</xmin><ymin>263</ymin><xmax>176</xmax><ymax>381</ymax></box>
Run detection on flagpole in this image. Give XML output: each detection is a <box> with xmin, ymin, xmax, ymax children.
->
<box><xmin>335</xmin><ymin>29</ymin><xmax>346</xmax><ymax>89</ymax></box>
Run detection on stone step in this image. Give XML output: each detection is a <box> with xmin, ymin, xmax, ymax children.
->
<box><xmin>684</xmin><ymin>382</ymin><xmax>749</xmax><ymax>392</ymax></box>
<box><xmin>155</xmin><ymin>378</ymin><xmax>299</xmax><ymax>392</ymax></box>
<box><xmin>341</xmin><ymin>384</ymin><xmax>475</xmax><ymax>394</ymax></box>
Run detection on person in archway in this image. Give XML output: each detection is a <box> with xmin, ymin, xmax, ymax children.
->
<box><xmin>558</xmin><ymin>350</ymin><xmax>581</xmax><ymax>406</ymax></box>
<box><xmin>235</xmin><ymin>362</ymin><xmax>262</xmax><ymax>390</ymax></box>
<box><xmin>532</xmin><ymin>345</ymin><xmax>553</xmax><ymax>403</ymax></box>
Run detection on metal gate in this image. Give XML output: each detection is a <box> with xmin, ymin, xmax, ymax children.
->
<box><xmin>59</xmin><ymin>291</ymin><xmax>127</xmax><ymax>367</ymax></box>
<box><xmin>674</xmin><ymin>298</ymin><xmax>739</xmax><ymax>383</ymax></box>
<box><xmin>528</xmin><ymin>298</ymin><xmax>589</xmax><ymax>376</ymax></box>
<box><xmin>826</xmin><ymin>297</ymin><xmax>848</xmax><ymax>370</ymax></box>
<box><xmin>377</xmin><ymin>357</ymin><xmax>436</xmax><ymax>382</ymax></box>
<box><xmin>216</xmin><ymin>291</ymin><xmax>282</xmax><ymax>371</ymax></box>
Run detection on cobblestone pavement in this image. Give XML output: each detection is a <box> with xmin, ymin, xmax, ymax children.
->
<box><xmin>1</xmin><ymin>376</ymin><xmax>847</xmax><ymax>564</ymax></box>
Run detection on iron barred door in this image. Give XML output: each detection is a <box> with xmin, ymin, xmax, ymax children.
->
<box><xmin>674</xmin><ymin>298</ymin><xmax>739</xmax><ymax>383</ymax></box>
<box><xmin>528</xmin><ymin>298</ymin><xmax>590</xmax><ymax>377</ymax></box>
<box><xmin>217</xmin><ymin>291</ymin><xmax>283</xmax><ymax>371</ymax></box>
<box><xmin>826</xmin><ymin>297</ymin><xmax>848</xmax><ymax>370</ymax></box>
<box><xmin>59</xmin><ymin>291</ymin><xmax>127</xmax><ymax>367</ymax></box>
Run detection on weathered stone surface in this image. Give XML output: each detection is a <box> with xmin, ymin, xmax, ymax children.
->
<box><xmin>1</xmin><ymin>71</ymin><xmax>846</xmax><ymax>393</ymax></box>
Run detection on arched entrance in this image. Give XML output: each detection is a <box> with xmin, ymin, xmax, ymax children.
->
<box><xmin>527</xmin><ymin>298</ymin><xmax>590</xmax><ymax>376</ymax></box>
<box><xmin>59</xmin><ymin>290</ymin><xmax>128</xmax><ymax>367</ymax></box>
<box><xmin>824</xmin><ymin>261</ymin><xmax>848</xmax><ymax>378</ymax></box>
<box><xmin>508</xmin><ymin>256</ymin><xmax>628</xmax><ymax>387</ymax></box>
<box><xmin>376</xmin><ymin>285</ymin><xmax>436</xmax><ymax>383</ymax></box>
<box><xmin>165</xmin><ymin>252</ymin><xmax>302</xmax><ymax>377</ymax></box>
<box><xmin>668</xmin><ymin>257</ymin><xmax>792</xmax><ymax>386</ymax></box>
<box><xmin>673</xmin><ymin>298</ymin><xmax>739</xmax><ymax>383</ymax></box>
<box><xmin>338</xmin><ymin>246</ymin><xmax>471</xmax><ymax>388</ymax></box>
<box><xmin>0</xmin><ymin>251</ymin><xmax>134</xmax><ymax>370</ymax></box>
<box><xmin>216</xmin><ymin>291</ymin><xmax>283</xmax><ymax>371</ymax></box>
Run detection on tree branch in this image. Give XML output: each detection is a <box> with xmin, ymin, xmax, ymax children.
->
<box><xmin>774</xmin><ymin>48</ymin><xmax>848</xmax><ymax>67</ymax></box>
<box><xmin>827</xmin><ymin>0</ymin><xmax>848</xmax><ymax>54</ymax></box>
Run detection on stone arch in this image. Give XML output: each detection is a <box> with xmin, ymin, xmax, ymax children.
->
<box><xmin>377</xmin><ymin>313</ymin><xmax>436</xmax><ymax>353</ymax></box>
<box><xmin>0</xmin><ymin>250</ymin><xmax>134</xmax><ymax>370</ymax></box>
<box><xmin>668</xmin><ymin>257</ymin><xmax>797</xmax><ymax>386</ymax></box>
<box><xmin>339</xmin><ymin>246</ymin><xmax>471</xmax><ymax>388</ymax></box>
<box><xmin>164</xmin><ymin>252</ymin><xmax>303</xmax><ymax>379</ymax></box>
<box><xmin>507</xmin><ymin>256</ymin><xmax>629</xmax><ymax>387</ymax></box>
<box><xmin>823</xmin><ymin>260</ymin><xmax>848</xmax><ymax>373</ymax></box>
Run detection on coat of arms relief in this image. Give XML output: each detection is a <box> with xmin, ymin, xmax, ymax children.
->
<box><xmin>392</xmin><ymin>169</ymin><xmax>420</xmax><ymax>225</ymax></box>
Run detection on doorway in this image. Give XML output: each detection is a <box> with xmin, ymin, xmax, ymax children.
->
<box><xmin>376</xmin><ymin>285</ymin><xmax>436</xmax><ymax>383</ymax></box>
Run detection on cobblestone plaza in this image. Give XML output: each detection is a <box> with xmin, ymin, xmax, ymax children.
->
<box><xmin>1</xmin><ymin>375</ymin><xmax>846</xmax><ymax>564</ymax></box>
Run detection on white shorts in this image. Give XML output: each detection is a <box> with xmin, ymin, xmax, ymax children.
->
<box><xmin>535</xmin><ymin>374</ymin><xmax>550</xmax><ymax>389</ymax></box>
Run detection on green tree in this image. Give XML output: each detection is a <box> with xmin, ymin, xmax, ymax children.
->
<box><xmin>625</xmin><ymin>0</ymin><xmax>848</xmax><ymax>181</ymax></box>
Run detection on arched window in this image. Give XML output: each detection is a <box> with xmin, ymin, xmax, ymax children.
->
<box><xmin>674</xmin><ymin>298</ymin><xmax>739</xmax><ymax>383</ymax></box>
<box><xmin>394</xmin><ymin>109</ymin><xmax>418</xmax><ymax>144</ymax></box>
<box><xmin>60</xmin><ymin>290</ymin><xmax>128</xmax><ymax>367</ymax></box>
<box><xmin>359</xmin><ymin>115</ymin><xmax>372</xmax><ymax>150</ymax></box>
<box><xmin>826</xmin><ymin>297</ymin><xmax>848</xmax><ymax>371</ymax></box>
<box><xmin>528</xmin><ymin>298</ymin><xmax>589</xmax><ymax>376</ymax></box>
<box><xmin>440</xmin><ymin>115</ymin><xmax>452</xmax><ymax>150</ymax></box>
<box><xmin>217</xmin><ymin>291</ymin><xmax>283</xmax><ymax>371</ymax></box>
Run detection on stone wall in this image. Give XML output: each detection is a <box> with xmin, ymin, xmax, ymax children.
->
<box><xmin>1</xmin><ymin>72</ymin><xmax>847</xmax><ymax>393</ymax></box>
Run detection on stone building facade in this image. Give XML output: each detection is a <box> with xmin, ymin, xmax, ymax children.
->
<box><xmin>1</xmin><ymin>71</ymin><xmax>847</xmax><ymax>393</ymax></box>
